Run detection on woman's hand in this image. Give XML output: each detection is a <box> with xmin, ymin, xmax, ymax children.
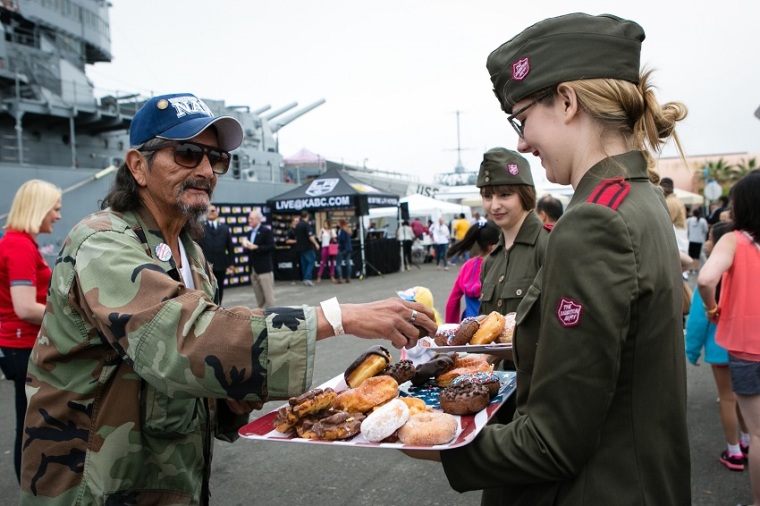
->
<box><xmin>400</xmin><ymin>449</ymin><xmax>442</xmax><ymax>462</ymax></box>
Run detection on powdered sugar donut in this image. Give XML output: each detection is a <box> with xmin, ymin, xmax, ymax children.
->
<box><xmin>360</xmin><ymin>398</ymin><xmax>410</xmax><ymax>442</ymax></box>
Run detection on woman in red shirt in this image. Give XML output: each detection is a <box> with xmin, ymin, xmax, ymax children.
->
<box><xmin>0</xmin><ymin>179</ymin><xmax>61</xmax><ymax>482</ymax></box>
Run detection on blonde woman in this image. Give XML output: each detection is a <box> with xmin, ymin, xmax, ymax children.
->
<box><xmin>408</xmin><ymin>13</ymin><xmax>691</xmax><ymax>505</ymax></box>
<box><xmin>0</xmin><ymin>179</ymin><xmax>61</xmax><ymax>482</ymax></box>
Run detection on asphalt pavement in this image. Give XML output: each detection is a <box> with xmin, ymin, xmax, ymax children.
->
<box><xmin>0</xmin><ymin>264</ymin><xmax>751</xmax><ymax>505</ymax></box>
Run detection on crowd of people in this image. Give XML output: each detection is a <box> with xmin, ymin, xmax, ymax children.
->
<box><xmin>2</xmin><ymin>10</ymin><xmax>759</xmax><ymax>506</ymax></box>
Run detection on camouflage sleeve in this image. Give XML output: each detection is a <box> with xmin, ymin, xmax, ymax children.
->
<box><xmin>76</xmin><ymin>228</ymin><xmax>316</xmax><ymax>401</ymax></box>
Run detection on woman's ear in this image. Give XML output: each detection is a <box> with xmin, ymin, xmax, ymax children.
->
<box><xmin>125</xmin><ymin>149</ymin><xmax>148</xmax><ymax>187</ymax></box>
<box><xmin>556</xmin><ymin>83</ymin><xmax>579</xmax><ymax>124</ymax></box>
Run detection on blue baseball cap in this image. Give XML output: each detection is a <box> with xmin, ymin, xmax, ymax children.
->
<box><xmin>129</xmin><ymin>93</ymin><xmax>244</xmax><ymax>151</ymax></box>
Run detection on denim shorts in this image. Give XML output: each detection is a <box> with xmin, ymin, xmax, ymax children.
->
<box><xmin>729</xmin><ymin>354</ymin><xmax>760</xmax><ymax>395</ymax></box>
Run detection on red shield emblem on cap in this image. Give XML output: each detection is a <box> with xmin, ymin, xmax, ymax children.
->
<box><xmin>556</xmin><ymin>297</ymin><xmax>582</xmax><ymax>327</ymax></box>
<box><xmin>508</xmin><ymin>163</ymin><xmax>519</xmax><ymax>175</ymax></box>
<box><xmin>512</xmin><ymin>57</ymin><xmax>530</xmax><ymax>81</ymax></box>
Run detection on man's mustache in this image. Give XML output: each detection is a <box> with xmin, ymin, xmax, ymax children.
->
<box><xmin>180</xmin><ymin>178</ymin><xmax>213</xmax><ymax>195</ymax></box>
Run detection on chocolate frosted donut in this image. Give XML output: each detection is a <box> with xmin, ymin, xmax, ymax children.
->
<box><xmin>439</xmin><ymin>382</ymin><xmax>490</xmax><ymax>415</ymax></box>
<box><xmin>344</xmin><ymin>345</ymin><xmax>392</xmax><ymax>388</ymax></box>
<box><xmin>451</xmin><ymin>372</ymin><xmax>502</xmax><ymax>398</ymax></box>
<box><xmin>412</xmin><ymin>353</ymin><xmax>456</xmax><ymax>386</ymax></box>
<box><xmin>450</xmin><ymin>318</ymin><xmax>480</xmax><ymax>346</ymax></box>
<box><xmin>380</xmin><ymin>359</ymin><xmax>415</xmax><ymax>384</ymax></box>
<box><xmin>296</xmin><ymin>409</ymin><xmax>366</xmax><ymax>440</ymax></box>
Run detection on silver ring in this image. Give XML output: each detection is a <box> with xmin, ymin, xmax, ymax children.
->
<box><xmin>409</xmin><ymin>309</ymin><xmax>418</xmax><ymax>323</ymax></box>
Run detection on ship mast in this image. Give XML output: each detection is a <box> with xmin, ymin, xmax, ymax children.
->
<box><xmin>453</xmin><ymin>110</ymin><xmax>466</xmax><ymax>174</ymax></box>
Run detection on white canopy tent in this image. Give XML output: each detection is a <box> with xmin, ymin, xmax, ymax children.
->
<box><xmin>674</xmin><ymin>188</ymin><xmax>704</xmax><ymax>206</ymax></box>
<box><xmin>369</xmin><ymin>193</ymin><xmax>471</xmax><ymax>220</ymax></box>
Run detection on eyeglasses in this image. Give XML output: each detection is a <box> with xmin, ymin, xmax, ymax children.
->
<box><xmin>507</xmin><ymin>89</ymin><xmax>554</xmax><ymax>139</ymax></box>
<box><xmin>140</xmin><ymin>141</ymin><xmax>231</xmax><ymax>175</ymax></box>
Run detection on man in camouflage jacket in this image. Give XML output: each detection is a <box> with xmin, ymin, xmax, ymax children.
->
<box><xmin>20</xmin><ymin>93</ymin><xmax>435</xmax><ymax>505</ymax></box>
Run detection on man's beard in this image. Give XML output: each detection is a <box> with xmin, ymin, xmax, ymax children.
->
<box><xmin>177</xmin><ymin>178</ymin><xmax>213</xmax><ymax>225</ymax></box>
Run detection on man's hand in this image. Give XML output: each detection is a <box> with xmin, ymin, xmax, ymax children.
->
<box><xmin>225</xmin><ymin>399</ymin><xmax>264</xmax><ymax>415</ymax></box>
<box><xmin>339</xmin><ymin>298</ymin><xmax>437</xmax><ymax>349</ymax></box>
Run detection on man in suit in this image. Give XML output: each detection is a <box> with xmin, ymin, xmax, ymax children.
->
<box><xmin>242</xmin><ymin>209</ymin><xmax>276</xmax><ymax>309</ymax></box>
<box><xmin>198</xmin><ymin>204</ymin><xmax>234</xmax><ymax>303</ymax></box>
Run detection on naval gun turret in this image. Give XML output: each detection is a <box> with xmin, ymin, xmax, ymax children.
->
<box><xmin>224</xmin><ymin>98</ymin><xmax>326</xmax><ymax>182</ymax></box>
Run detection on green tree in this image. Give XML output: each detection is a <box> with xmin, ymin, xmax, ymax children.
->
<box><xmin>735</xmin><ymin>157</ymin><xmax>757</xmax><ymax>178</ymax></box>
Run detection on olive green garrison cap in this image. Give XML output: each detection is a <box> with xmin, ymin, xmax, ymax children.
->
<box><xmin>477</xmin><ymin>147</ymin><xmax>534</xmax><ymax>188</ymax></box>
<box><xmin>487</xmin><ymin>13</ymin><xmax>645</xmax><ymax>111</ymax></box>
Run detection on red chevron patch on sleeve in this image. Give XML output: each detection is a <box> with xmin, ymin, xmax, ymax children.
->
<box><xmin>586</xmin><ymin>177</ymin><xmax>630</xmax><ymax>210</ymax></box>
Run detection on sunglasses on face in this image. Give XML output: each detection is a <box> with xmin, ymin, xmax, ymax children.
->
<box><xmin>141</xmin><ymin>141</ymin><xmax>231</xmax><ymax>175</ymax></box>
<box><xmin>507</xmin><ymin>89</ymin><xmax>554</xmax><ymax>139</ymax></box>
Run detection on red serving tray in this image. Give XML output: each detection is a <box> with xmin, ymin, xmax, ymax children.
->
<box><xmin>239</xmin><ymin>370</ymin><xmax>516</xmax><ymax>449</ymax></box>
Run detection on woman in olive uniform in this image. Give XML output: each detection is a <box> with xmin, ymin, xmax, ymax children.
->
<box><xmin>407</xmin><ymin>13</ymin><xmax>691</xmax><ymax>505</ymax></box>
<box><xmin>477</xmin><ymin>147</ymin><xmax>549</xmax><ymax>319</ymax></box>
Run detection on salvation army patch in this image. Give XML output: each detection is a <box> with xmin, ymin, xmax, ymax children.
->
<box><xmin>556</xmin><ymin>297</ymin><xmax>582</xmax><ymax>327</ymax></box>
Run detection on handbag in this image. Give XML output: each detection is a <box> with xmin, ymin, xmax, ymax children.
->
<box><xmin>328</xmin><ymin>242</ymin><xmax>338</xmax><ymax>256</ymax></box>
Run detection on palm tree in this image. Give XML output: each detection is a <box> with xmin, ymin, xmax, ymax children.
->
<box><xmin>735</xmin><ymin>157</ymin><xmax>757</xmax><ymax>178</ymax></box>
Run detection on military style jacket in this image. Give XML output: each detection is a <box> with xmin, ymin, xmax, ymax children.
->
<box><xmin>479</xmin><ymin>212</ymin><xmax>549</xmax><ymax>317</ymax></box>
<box><xmin>442</xmin><ymin>151</ymin><xmax>690</xmax><ymax>505</ymax></box>
<box><xmin>21</xmin><ymin>207</ymin><xmax>317</xmax><ymax>505</ymax></box>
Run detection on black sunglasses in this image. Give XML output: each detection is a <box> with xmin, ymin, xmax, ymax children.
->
<box><xmin>507</xmin><ymin>89</ymin><xmax>554</xmax><ymax>139</ymax></box>
<box><xmin>141</xmin><ymin>141</ymin><xmax>231</xmax><ymax>175</ymax></box>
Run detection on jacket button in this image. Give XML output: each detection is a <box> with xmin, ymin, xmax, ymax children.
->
<box><xmin>499</xmin><ymin>275</ymin><xmax>504</xmax><ymax>282</ymax></box>
<box><xmin>516</xmin><ymin>289</ymin><xmax>522</xmax><ymax>296</ymax></box>
<box><xmin>497</xmin><ymin>300</ymin><xmax>503</xmax><ymax>307</ymax></box>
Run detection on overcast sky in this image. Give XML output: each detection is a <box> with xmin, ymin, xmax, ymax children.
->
<box><xmin>88</xmin><ymin>0</ymin><xmax>760</xmax><ymax>187</ymax></box>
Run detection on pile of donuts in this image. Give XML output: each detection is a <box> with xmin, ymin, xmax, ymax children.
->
<box><xmin>434</xmin><ymin>311</ymin><xmax>516</xmax><ymax>347</ymax></box>
<box><xmin>272</xmin><ymin>344</ymin><xmax>503</xmax><ymax>446</ymax></box>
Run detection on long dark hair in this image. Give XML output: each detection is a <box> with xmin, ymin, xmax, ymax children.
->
<box><xmin>447</xmin><ymin>219</ymin><xmax>500</xmax><ymax>258</ymax></box>
<box><xmin>730</xmin><ymin>169</ymin><xmax>760</xmax><ymax>240</ymax></box>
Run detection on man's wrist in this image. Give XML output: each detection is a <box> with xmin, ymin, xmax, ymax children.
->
<box><xmin>320</xmin><ymin>297</ymin><xmax>345</xmax><ymax>336</ymax></box>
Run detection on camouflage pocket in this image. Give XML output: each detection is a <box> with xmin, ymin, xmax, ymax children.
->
<box><xmin>141</xmin><ymin>382</ymin><xmax>201</xmax><ymax>437</ymax></box>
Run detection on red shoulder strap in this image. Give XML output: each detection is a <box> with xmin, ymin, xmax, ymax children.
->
<box><xmin>586</xmin><ymin>177</ymin><xmax>630</xmax><ymax>210</ymax></box>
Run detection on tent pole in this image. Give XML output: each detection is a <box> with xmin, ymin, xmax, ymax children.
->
<box><xmin>359</xmin><ymin>218</ymin><xmax>367</xmax><ymax>280</ymax></box>
<box><xmin>398</xmin><ymin>205</ymin><xmax>405</xmax><ymax>271</ymax></box>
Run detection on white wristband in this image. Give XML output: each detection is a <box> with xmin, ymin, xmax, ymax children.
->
<box><xmin>320</xmin><ymin>297</ymin><xmax>345</xmax><ymax>336</ymax></box>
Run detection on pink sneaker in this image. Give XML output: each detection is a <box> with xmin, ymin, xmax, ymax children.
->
<box><xmin>720</xmin><ymin>450</ymin><xmax>745</xmax><ymax>471</ymax></box>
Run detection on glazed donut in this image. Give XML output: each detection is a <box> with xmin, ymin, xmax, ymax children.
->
<box><xmin>272</xmin><ymin>387</ymin><xmax>337</xmax><ymax>433</ymax></box>
<box><xmin>380</xmin><ymin>359</ymin><xmax>415</xmax><ymax>384</ymax></box>
<box><xmin>436</xmin><ymin>355</ymin><xmax>491</xmax><ymax>388</ymax></box>
<box><xmin>333</xmin><ymin>375</ymin><xmax>399</xmax><ymax>413</ymax></box>
<box><xmin>451</xmin><ymin>371</ymin><xmax>502</xmax><ymax>397</ymax></box>
<box><xmin>296</xmin><ymin>409</ymin><xmax>365</xmax><ymax>440</ymax></box>
<box><xmin>439</xmin><ymin>382</ymin><xmax>490</xmax><ymax>415</ymax></box>
<box><xmin>450</xmin><ymin>318</ymin><xmax>480</xmax><ymax>346</ymax></box>
<box><xmin>411</xmin><ymin>353</ymin><xmax>456</xmax><ymax>387</ymax></box>
<box><xmin>398</xmin><ymin>412</ymin><xmax>458</xmax><ymax>446</ymax></box>
<box><xmin>360</xmin><ymin>398</ymin><xmax>410</xmax><ymax>442</ymax></box>
<box><xmin>398</xmin><ymin>396</ymin><xmax>430</xmax><ymax>416</ymax></box>
<box><xmin>344</xmin><ymin>345</ymin><xmax>392</xmax><ymax>388</ymax></box>
<box><xmin>470</xmin><ymin>311</ymin><xmax>506</xmax><ymax>345</ymax></box>
<box><xmin>498</xmin><ymin>312</ymin><xmax>516</xmax><ymax>344</ymax></box>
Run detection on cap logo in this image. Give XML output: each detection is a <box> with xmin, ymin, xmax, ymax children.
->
<box><xmin>508</xmin><ymin>163</ymin><xmax>519</xmax><ymax>175</ymax></box>
<box><xmin>168</xmin><ymin>96</ymin><xmax>213</xmax><ymax>119</ymax></box>
<box><xmin>512</xmin><ymin>57</ymin><xmax>530</xmax><ymax>81</ymax></box>
<box><xmin>556</xmin><ymin>297</ymin><xmax>582</xmax><ymax>327</ymax></box>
